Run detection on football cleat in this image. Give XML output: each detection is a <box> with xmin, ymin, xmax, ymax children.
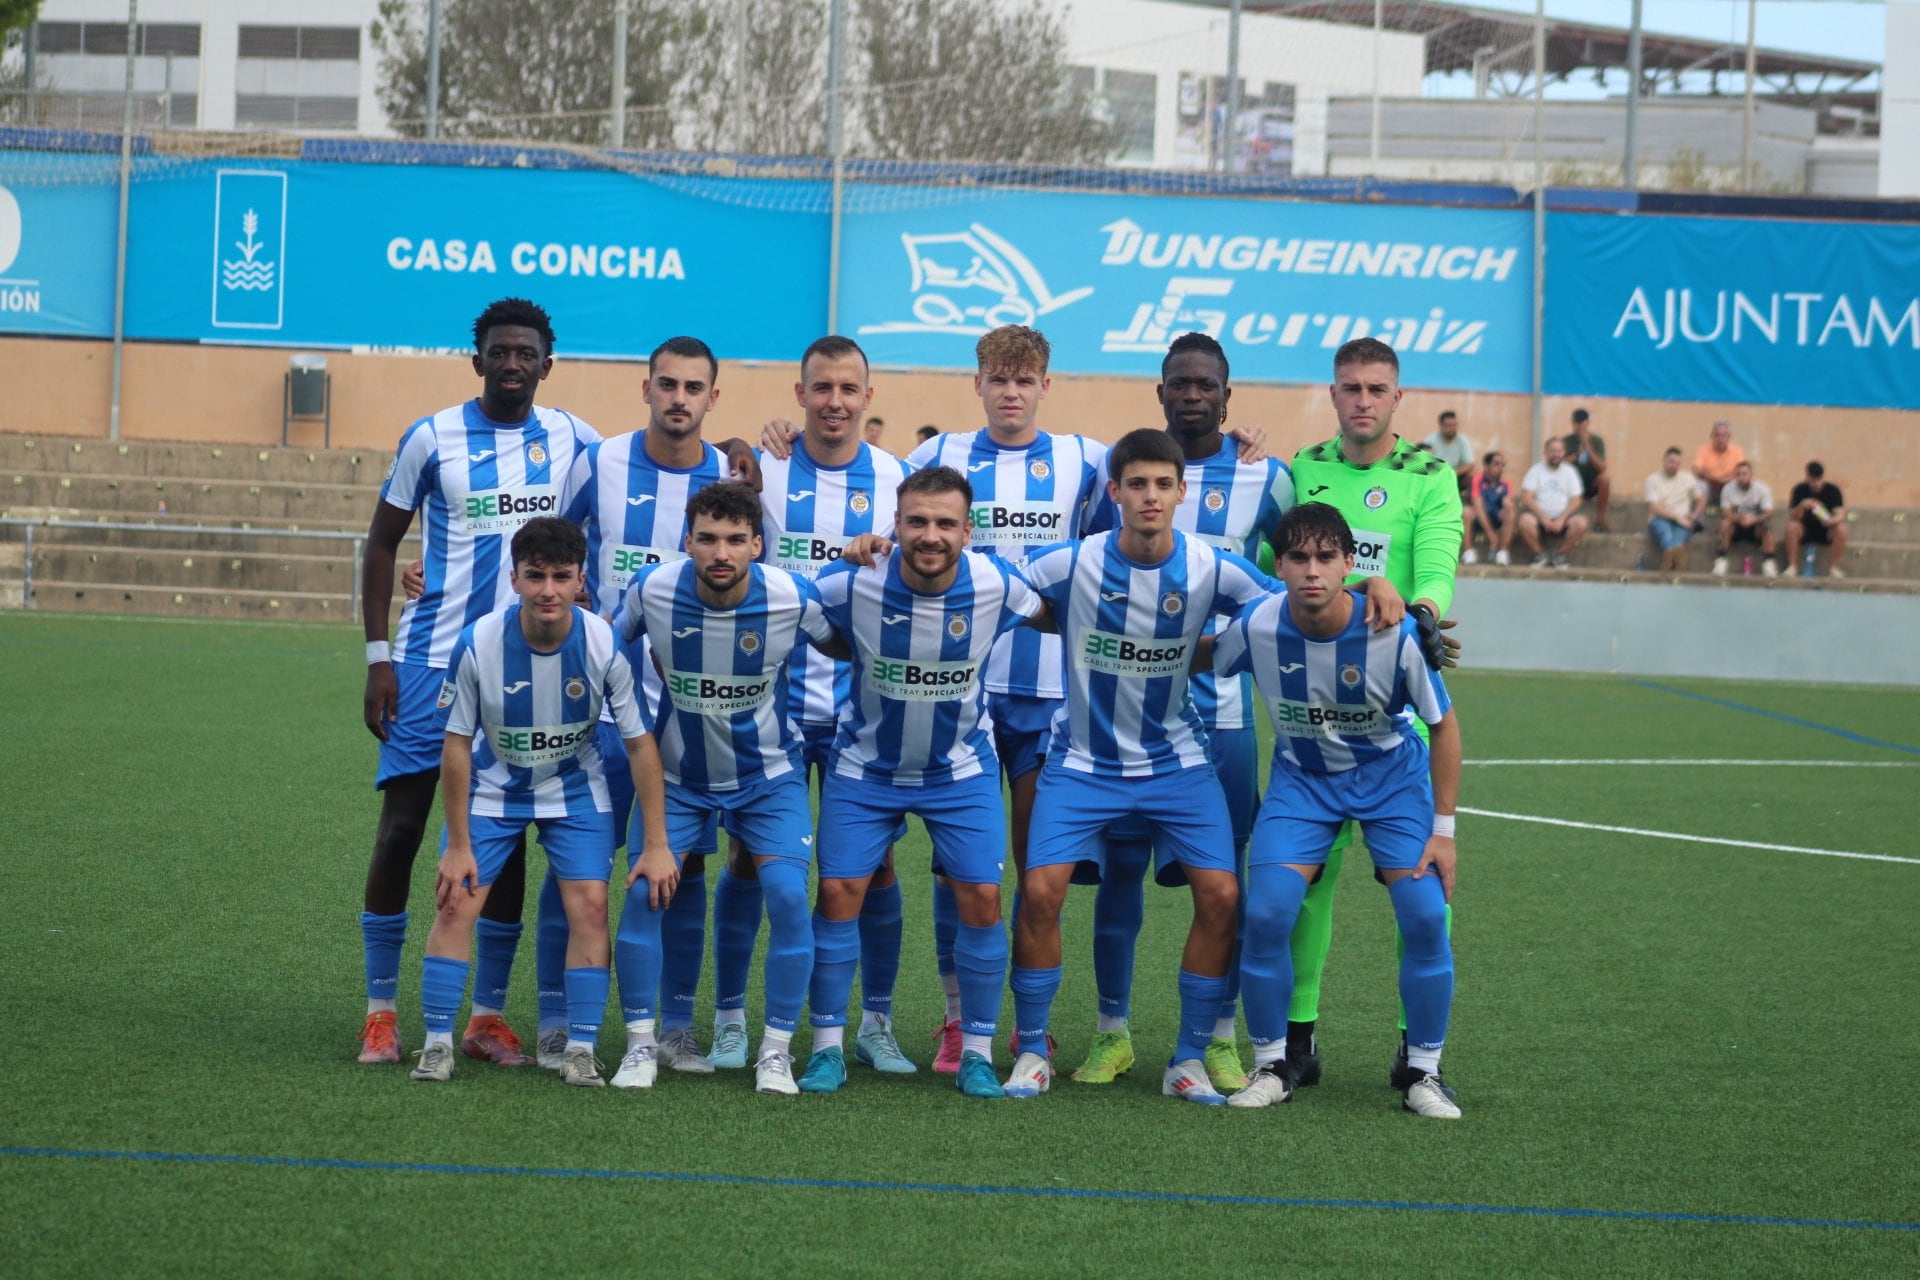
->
<box><xmin>956</xmin><ymin>1051</ymin><xmax>1004</xmax><ymax>1099</ymax></box>
<box><xmin>1002</xmin><ymin>1052</ymin><xmax>1053</xmax><ymax>1099</ymax></box>
<box><xmin>1402</xmin><ymin>1072</ymin><xmax>1462</xmax><ymax>1119</ymax></box>
<box><xmin>610</xmin><ymin>1044</ymin><xmax>658</xmax><ymax>1090</ymax></box>
<box><xmin>755</xmin><ymin>1050</ymin><xmax>799</xmax><ymax>1096</ymax></box>
<box><xmin>536</xmin><ymin>1027</ymin><xmax>569</xmax><ymax>1070</ymax></box>
<box><xmin>1203</xmin><ymin>1037</ymin><xmax>1249</xmax><ymax>1091</ymax></box>
<box><xmin>854</xmin><ymin>1016</ymin><xmax>917</xmax><ymax>1074</ymax></box>
<box><xmin>1390</xmin><ymin>1037</ymin><xmax>1458</xmax><ymax>1100</ymax></box>
<box><xmin>460</xmin><ymin>1015</ymin><xmax>532</xmax><ymax>1066</ymax></box>
<box><xmin>558</xmin><ymin>1045</ymin><xmax>606</xmax><ymax>1088</ymax></box>
<box><xmin>409</xmin><ymin>1042</ymin><xmax>455</xmax><ymax>1083</ymax></box>
<box><xmin>659</xmin><ymin>1026</ymin><xmax>716</xmax><ymax>1073</ymax></box>
<box><xmin>796</xmin><ymin>1045</ymin><xmax>848</xmax><ymax>1094</ymax></box>
<box><xmin>1227</xmin><ymin>1064</ymin><xmax>1295</xmax><ymax>1109</ymax></box>
<box><xmin>1069</xmin><ymin>1030</ymin><xmax>1135</xmax><ymax>1084</ymax></box>
<box><xmin>1162</xmin><ymin>1059</ymin><xmax>1227</xmax><ymax>1105</ymax></box>
<box><xmin>709</xmin><ymin>1023</ymin><xmax>750</xmax><ymax>1070</ymax></box>
<box><xmin>931</xmin><ymin>1019</ymin><xmax>964</xmax><ymax>1074</ymax></box>
<box><xmin>358</xmin><ymin>1011</ymin><xmax>403</xmax><ymax>1064</ymax></box>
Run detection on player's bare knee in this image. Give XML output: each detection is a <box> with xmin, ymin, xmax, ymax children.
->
<box><xmin>816</xmin><ymin>877</ymin><xmax>867</xmax><ymax>920</ymax></box>
<box><xmin>951</xmin><ymin>880</ymin><xmax>1001</xmax><ymax>927</ymax></box>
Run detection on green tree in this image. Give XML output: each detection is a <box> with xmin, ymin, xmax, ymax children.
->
<box><xmin>1</xmin><ymin>1</ymin><xmax>43</xmax><ymax>40</ymax></box>
<box><xmin>853</xmin><ymin>0</ymin><xmax>1111</xmax><ymax>164</ymax></box>
<box><xmin>678</xmin><ymin>0</ymin><xmax>829</xmax><ymax>157</ymax></box>
<box><xmin>371</xmin><ymin>0</ymin><xmax>681</xmax><ymax>145</ymax></box>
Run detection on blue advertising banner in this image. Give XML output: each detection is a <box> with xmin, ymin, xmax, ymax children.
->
<box><xmin>839</xmin><ymin>187</ymin><xmax>1533</xmax><ymax>391</ymax></box>
<box><xmin>1544</xmin><ymin>212</ymin><xmax>1920</xmax><ymax>410</ymax></box>
<box><xmin>0</xmin><ymin>160</ymin><xmax>119</xmax><ymax>337</ymax></box>
<box><xmin>122</xmin><ymin>161</ymin><xmax>828</xmax><ymax>359</ymax></box>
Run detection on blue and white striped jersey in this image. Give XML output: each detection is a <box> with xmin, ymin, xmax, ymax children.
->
<box><xmin>382</xmin><ymin>402</ymin><xmax>600</xmax><ymax>668</ymax></box>
<box><xmin>1091</xmin><ymin>442</ymin><xmax>1294</xmax><ymax>732</ymax></box>
<box><xmin>905</xmin><ymin>429</ymin><xmax>1105</xmax><ymax>700</ymax></box>
<box><xmin>1214</xmin><ymin>589</ymin><xmax>1450</xmax><ymax>774</ymax></box>
<box><xmin>758</xmin><ymin>440</ymin><xmax>911</xmax><ymax>727</ymax></box>
<box><xmin>563</xmin><ymin>430</ymin><xmax>729</xmax><ymax>616</ymax></box>
<box><xmin>439</xmin><ymin>606</ymin><xmax>646</xmax><ymax>820</ymax></box>
<box><xmin>614</xmin><ymin>560</ymin><xmax>835</xmax><ymax>791</ymax></box>
<box><xmin>814</xmin><ymin>551</ymin><xmax>1044</xmax><ymax>786</ymax></box>
<box><xmin>1021</xmin><ymin>530</ymin><xmax>1277</xmax><ymax>778</ymax></box>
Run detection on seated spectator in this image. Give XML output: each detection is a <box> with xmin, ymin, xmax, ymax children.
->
<box><xmin>862</xmin><ymin>415</ymin><xmax>886</xmax><ymax>447</ymax></box>
<box><xmin>1561</xmin><ymin>408</ymin><xmax>1611</xmax><ymax>531</ymax></box>
<box><xmin>1691</xmin><ymin>420</ymin><xmax>1746</xmax><ymax>506</ymax></box>
<box><xmin>1714</xmin><ymin>460</ymin><xmax>1778</xmax><ymax>577</ymax></box>
<box><xmin>915</xmin><ymin>424</ymin><xmax>939</xmax><ymax>446</ymax></box>
<box><xmin>1786</xmin><ymin>461</ymin><xmax>1849</xmax><ymax>579</ymax></box>
<box><xmin>1463</xmin><ymin>450</ymin><xmax>1513</xmax><ymax>566</ymax></box>
<box><xmin>1423</xmin><ymin>410</ymin><xmax>1476</xmax><ymax>498</ymax></box>
<box><xmin>1643</xmin><ymin>447</ymin><xmax>1706</xmax><ymax>572</ymax></box>
<box><xmin>1518</xmin><ymin>436</ymin><xmax>1589</xmax><ymax>569</ymax></box>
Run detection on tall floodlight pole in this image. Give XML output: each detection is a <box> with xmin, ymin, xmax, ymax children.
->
<box><xmin>1224</xmin><ymin>0</ymin><xmax>1242</xmax><ymax>175</ymax></box>
<box><xmin>1623</xmin><ymin>0</ymin><xmax>1643</xmax><ymax>187</ymax></box>
<box><xmin>1741</xmin><ymin>0</ymin><xmax>1758</xmax><ymax>189</ymax></box>
<box><xmin>1369</xmin><ymin>0</ymin><xmax>1383</xmax><ymax>169</ymax></box>
<box><xmin>425</xmin><ymin>0</ymin><xmax>441</xmax><ymax>140</ymax></box>
<box><xmin>108</xmin><ymin>0</ymin><xmax>138</xmax><ymax>443</ymax></box>
<box><xmin>611</xmin><ymin>0</ymin><xmax>630</xmax><ymax>147</ymax></box>
<box><xmin>1529</xmin><ymin>0</ymin><xmax>1545</xmax><ymax>462</ymax></box>
<box><xmin>826</xmin><ymin>0</ymin><xmax>847</xmax><ymax>333</ymax></box>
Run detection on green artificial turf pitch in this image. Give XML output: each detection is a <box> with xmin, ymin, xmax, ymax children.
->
<box><xmin>3</xmin><ymin>612</ymin><xmax>1917</xmax><ymax>1277</ymax></box>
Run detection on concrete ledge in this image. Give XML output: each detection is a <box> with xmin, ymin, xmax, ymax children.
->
<box><xmin>1453</xmin><ymin>576</ymin><xmax>1920</xmax><ymax>685</ymax></box>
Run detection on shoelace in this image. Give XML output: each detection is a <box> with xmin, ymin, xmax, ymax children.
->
<box><xmin>362</xmin><ymin>1015</ymin><xmax>396</xmax><ymax>1050</ymax></box>
<box><xmin>621</xmin><ymin>1046</ymin><xmax>655</xmax><ymax>1070</ymax></box>
<box><xmin>759</xmin><ymin>1053</ymin><xmax>793</xmax><ymax>1079</ymax></box>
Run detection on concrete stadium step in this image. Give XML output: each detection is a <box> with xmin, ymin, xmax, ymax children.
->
<box><xmin>1588</xmin><ymin>498</ymin><xmax>1919</xmax><ymax>545</ymax></box>
<box><xmin>6</xmin><ymin>470</ymin><xmax>378</xmax><ymax>521</ymax></box>
<box><xmin>23</xmin><ymin>580</ymin><xmax>363</xmax><ymax>622</ymax></box>
<box><xmin>1486</xmin><ymin>530</ymin><xmax>1920</xmax><ymax>581</ymax></box>
<box><xmin>1459</xmin><ymin>563</ymin><xmax>1920</xmax><ymax>595</ymax></box>
<box><xmin>0</xmin><ymin>515</ymin><xmax>420</xmax><ymax>559</ymax></box>
<box><xmin>0</xmin><ymin>435</ymin><xmax>395</xmax><ymax>486</ymax></box>
<box><xmin>26</xmin><ymin>544</ymin><xmax>412</xmax><ymax>599</ymax></box>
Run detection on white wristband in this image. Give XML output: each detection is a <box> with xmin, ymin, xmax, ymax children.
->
<box><xmin>365</xmin><ymin>640</ymin><xmax>391</xmax><ymax>666</ymax></box>
<box><xmin>1431</xmin><ymin>813</ymin><xmax>1456</xmax><ymax>839</ymax></box>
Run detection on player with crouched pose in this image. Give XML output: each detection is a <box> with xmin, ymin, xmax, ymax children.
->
<box><xmin>410</xmin><ymin>517</ymin><xmax>673</xmax><ymax>1087</ymax></box>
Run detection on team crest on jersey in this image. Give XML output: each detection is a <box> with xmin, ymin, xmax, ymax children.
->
<box><xmin>849</xmin><ymin>490</ymin><xmax>871</xmax><ymax>517</ymax></box>
<box><xmin>564</xmin><ymin>676</ymin><xmax>587</xmax><ymax>701</ymax></box>
<box><xmin>436</xmin><ymin>679</ymin><xmax>457</xmax><ymax>709</ymax></box>
<box><xmin>1364</xmin><ymin>486</ymin><xmax>1388</xmax><ymax>510</ymax></box>
<box><xmin>1160</xmin><ymin>591</ymin><xmax>1185</xmax><ymax>616</ymax></box>
<box><xmin>946</xmin><ymin>612</ymin><xmax>969</xmax><ymax>639</ymax></box>
<box><xmin>1204</xmin><ymin>487</ymin><xmax>1226</xmax><ymax>514</ymax></box>
<box><xmin>738</xmin><ymin>630</ymin><xmax>763</xmax><ymax>655</ymax></box>
<box><xmin>1029</xmin><ymin>459</ymin><xmax>1051</xmax><ymax>481</ymax></box>
<box><xmin>527</xmin><ymin>442</ymin><xmax>547</xmax><ymax>467</ymax></box>
<box><xmin>1340</xmin><ymin>663</ymin><xmax>1363</xmax><ymax>688</ymax></box>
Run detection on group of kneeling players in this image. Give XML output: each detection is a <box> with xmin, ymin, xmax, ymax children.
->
<box><xmin>355</xmin><ymin>298</ymin><xmax>1467</xmax><ymax>1117</ymax></box>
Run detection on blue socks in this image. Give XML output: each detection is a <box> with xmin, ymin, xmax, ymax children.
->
<box><xmin>657</xmin><ymin>871</ymin><xmax>705</xmax><ymax>1031</ymax></box>
<box><xmin>758</xmin><ymin>859</ymin><xmax>814</xmax><ymax>1034</ymax></box>
<box><xmin>858</xmin><ymin>880</ymin><xmax>903</xmax><ymax>1016</ymax></box>
<box><xmin>420</xmin><ymin>955</ymin><xmax>469</xmax><ymax>1036</ymax></box>
<box><xmin>614</xmin><ymin>877</ymin><xmax>666</xmax><ymax>1023</ymax></box>
<box><xmin>1388</xmin><ymin>875</ymin><xmax>1453</xmax><ymax>1055</ymax></box>
<box><xmin>1010</xmin><ymin>964</ymin><xmax>1061</xmax><ymax>1056</ymax></box>
<box><xmin>932</xmin><ymin>879</ymin><xmax>959</xmax><ymax>978</ymax></box>
<box><xmin>1174</xmin><ymin>970</ymin><xmax>1229</xmax><ymax>1064</ymax></box>
<box><xmin>808</xmin><ymin>914</ymin><xmax>861</xmax><ymax>1031</ymax></box>
<box><xmin>1092</xmin><ymin>845</ymin><xmax>1148</xmax><ymax>1020</ymax></box>
<box><xmin>472</xmin><ymin>917</ymin><xmax>522</xmax><ymax>1011</ymax></box>
<box><xmin>712</xmin><ymin>866</ymin><xmax>762</xmax><ymax>1016</ymax></box>
<box><xmin>955</xmin><ymin>921</ymin><xmax>1009</xmax><ymax>1038</ymax></box>
<box><xmin>535</xmin><ymin>873</ymin><xmax>569</xmax><ymax>1030</ymax></box>
<box><xmin>360</xmin><ymin>910</ymin><xmax>407</xmax><ymax>1001</ymax></box>
<box><xmin>565</xmin><ymin>965</ymin><xmax>610</xmax><ymax>1046</ymax></box>
<box><xmin>1240</xmin><ymin>864</ymin><xmax>1310</xmax><ymax>1053</ymax></box>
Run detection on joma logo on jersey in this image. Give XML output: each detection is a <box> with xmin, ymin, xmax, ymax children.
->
<box><xmin>969</xmin><ymin>506</ymin><xmax>1062</xmax><ymax>532</ymax></box>
<box><xmin>464</xmin><ymin>491</ymin><xmax>558</xmax><ymax>520</ymax></box>
<box><xmin>775</xmin><ymin>535</ymin><xmax>844</xmax><ymax>564</ymax></box>
<box><xmin>611</xmin><ymin>547</ymin><xmax>666</xmax><ymax>574</ymax></box>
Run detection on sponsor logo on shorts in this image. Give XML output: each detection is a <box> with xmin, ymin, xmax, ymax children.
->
<box><xmin>490</xmin><ymin>721</ymin><xmax>596</xmax><ymax>767</ymax></box>
<box><xmin>460</xmin><ymin>484</ymin><xmax>560</xmax><ymax>534</ymax></box>
<box><xmin>1077</xmin><ymin>628</ymin><xmax>1191</xmax><ymax>677</ymax></box>
<box><xmin>867</xmin><ymin>657</ymin><xmax>980</xmax><ymax>701</ymax></box>
<box><xmin>663</xmin><ymin>668</ymin><xmax>775</xmax><ymax>715</ymax></box>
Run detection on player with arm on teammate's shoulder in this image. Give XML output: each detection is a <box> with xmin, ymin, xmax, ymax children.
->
<box><xmin>612</xmin><ymin>481</ymin><xmax>845</xmax><ymax>1097</ymax></box>
<box><xmin>1213</xmin><ymin>502</ymin><xmax>1462</xmax><ymax>1118</ymax></box>
<box><xmin>1004</xmin><ymin>428</ymin><xmax>1279</xmax><ymax>1105</ymax></box>
<box><xmin>357</xmin><ymin>297</ymin><xmax>599</xmax><ymax>1070</ymax></box>
<box><xmin>797</xmin><ymin>465</ymin><xmax>1049</xmax><ymax>1099</ymax></box>
<box><xmin>410</xmin><ymin>517</ymin><xmax>669</xmax><ymax>1088</ymax></box>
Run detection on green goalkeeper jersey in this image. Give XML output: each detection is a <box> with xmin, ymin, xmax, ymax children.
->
<box><xmin>1289</xmin><ymin>434</ymin><xmax>1464</xmax><ymax>615</ymax></box>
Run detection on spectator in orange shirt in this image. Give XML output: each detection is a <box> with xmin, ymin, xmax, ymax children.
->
<box><xmin>1691</xmin><ymin>420</ymin><xmax>1746</xmax><ymax>506</ymax></box>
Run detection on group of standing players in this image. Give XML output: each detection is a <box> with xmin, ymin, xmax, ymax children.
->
<box><xmin>355</xmin><ymin>297</ymin><xmax>1468</xmax><ymax>1116</ymax></box>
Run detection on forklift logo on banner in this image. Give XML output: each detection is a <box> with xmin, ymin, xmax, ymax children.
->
<box><xmin>858</xmin><ymin>222</ymin><xmax>1093</xmax><ymax>337</ymax></box>
<box><xmin>212</xmin><ymin>169</ymin><xmax>287</xmax><ymax>330</ymax></box>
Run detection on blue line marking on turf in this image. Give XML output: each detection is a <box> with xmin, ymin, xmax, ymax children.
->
<box><xmin>1628</xmin><ymin>680</ymin><xmax>1920</xmax><ymax>757</ymax></box>
<box><xmin>4</xmin><ymin>1145</ymin><xmax>1915</xmax><ymax>1234</ymax></box>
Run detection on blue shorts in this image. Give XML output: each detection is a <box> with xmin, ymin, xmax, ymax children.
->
<box><xmin>990</xmin><ymin>693</ymin><xmax>1057</xmax><ymax>783</ymax></box>
<box><xmin>1251</xmin><ymin>742</ymin><xmax>1435</xmax><ymax>873</ymax></box>
<box><xmin>1649</xmin><ymin>516</ymin><xmax>1694</xmax><ymax>551</ymax></box>
<box><xmin>1028</xmin><ymin>762</ymin><xmax>1235</xmax><ymax>888</ymax></box>
<box><xmin>668</xmin><ymin>770</ymin><xmax>813</xmax><ymax>869</ymax></box>
<box><xmin>818</xmin><ymin>769</ymin><xmax>1007</xmax><ymax>884</ymax></box>
<box><xmin>442</xmin><ymin>811</ymin><xmax>615</xmax><ymax>886</ymax></box>
<box><xmin>376</xmin><ymin>660</ymin><xmax>451</xmax><ymax>788</ymax></box>
<box><xmin>1106</xmin><ymin>726</ymin><xmax>1258</xmax><ymax>850</ymax></box>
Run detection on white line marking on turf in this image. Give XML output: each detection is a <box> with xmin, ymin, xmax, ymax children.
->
<box><xmin>1464</xmin><ymin>759</ymin><xmax>1916</xmax><ymax>767</ymax></box>
<box><xmin>1456</xmin><ymin>807</ymin><xmax>1920</xmax><ymax>866</ymax></box>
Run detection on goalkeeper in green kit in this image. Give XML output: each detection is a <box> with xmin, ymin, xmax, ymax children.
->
<box><xmin>1285</xmin><ymin>336</ymin><xmax>1463</xmax><ymax>1092</ymax></box>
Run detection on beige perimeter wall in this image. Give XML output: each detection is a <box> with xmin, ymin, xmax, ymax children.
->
<box><xmin>6</xmin><ymin>337</ymin><xmax>1915</xmax><ymax>507</ymax></box>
